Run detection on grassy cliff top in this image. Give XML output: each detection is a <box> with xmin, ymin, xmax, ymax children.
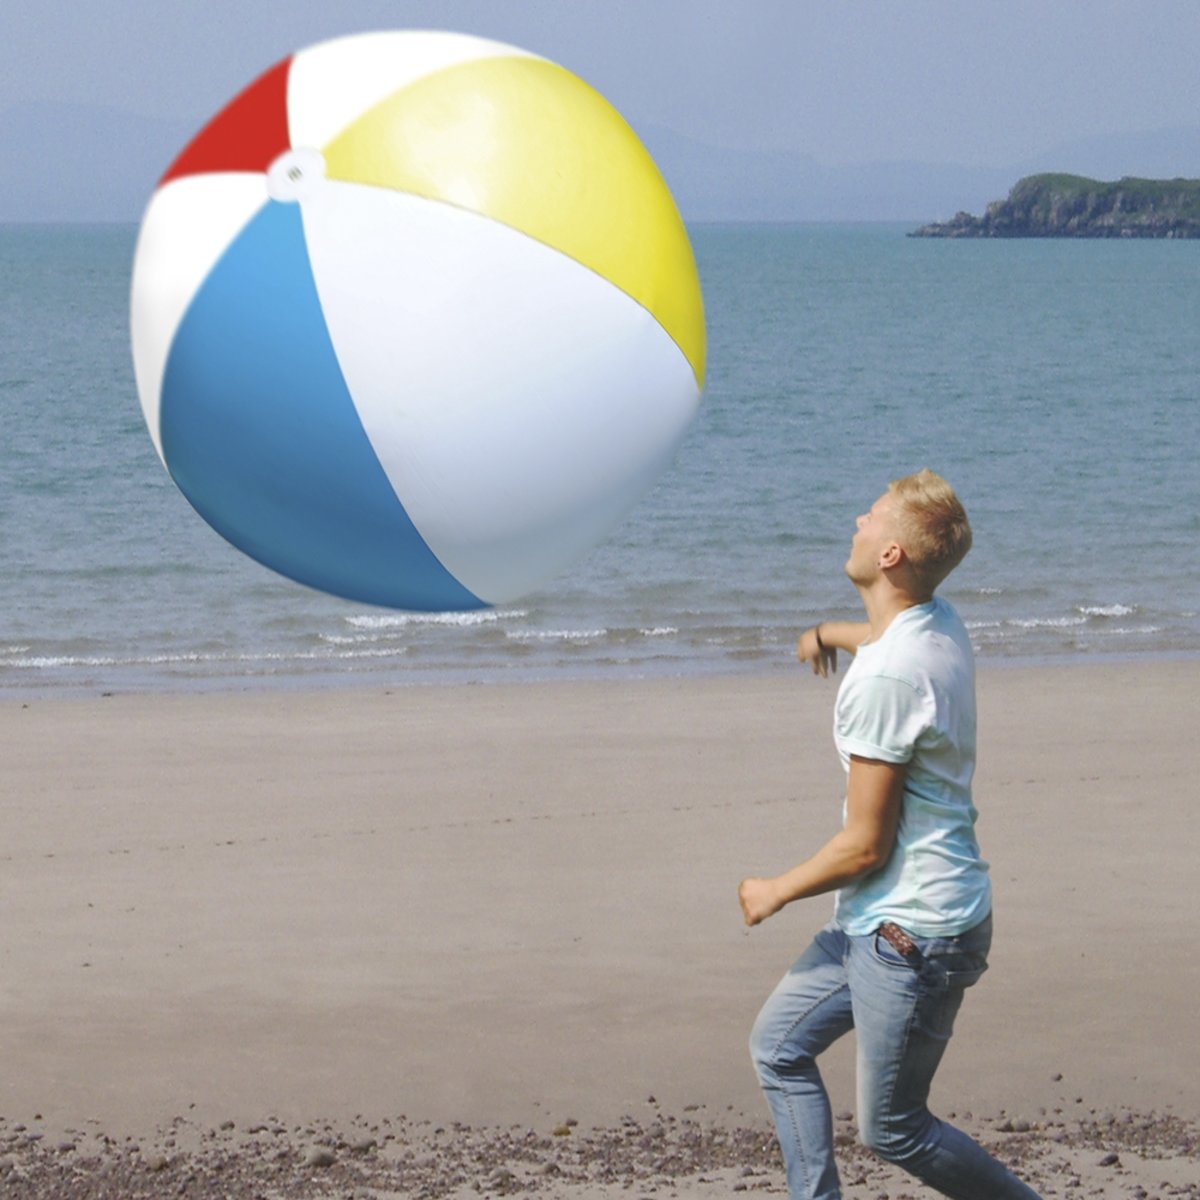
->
<box><xmin>1008</xmin><ymin>174</ymin><xmax>1200</xmax><ymax>216</ymax></box>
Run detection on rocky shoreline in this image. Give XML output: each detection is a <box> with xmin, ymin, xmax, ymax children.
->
<box><xmin>2</xmin><ymin>1103</ymin><xmax>1197</xmax><ymax>1198</ymax></box>
<box><xmin>912</xmin><ymin>173</ymin><xmax>1200</xmax><ymax>237</ymax></box>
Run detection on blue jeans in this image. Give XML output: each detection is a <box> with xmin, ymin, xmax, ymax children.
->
<box><xmin>749</xmin><ymin>915</ymin><xmax>1040</xmax><ymax>1199</ymax></box>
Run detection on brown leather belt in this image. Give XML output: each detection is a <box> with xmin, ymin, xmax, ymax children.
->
<box><xmin>879</xmin><ymin>921</ymin><xmax>918</xmax><ymax>958</ymax></box>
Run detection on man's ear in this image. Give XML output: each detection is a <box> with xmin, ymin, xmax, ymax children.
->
<box><xmin>879</xmin><ymin>541</ymin><xmax>905</xmax><ymax>570</ymax></box>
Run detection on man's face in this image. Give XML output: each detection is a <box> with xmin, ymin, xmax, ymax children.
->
<box><xmin>845</xmin><ymin>492</ymin><xmax>899</xmax><ymax>585</ymax></box>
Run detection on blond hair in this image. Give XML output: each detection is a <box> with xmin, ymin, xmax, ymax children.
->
<box><xmin>887</xmin><ymin>469</ymin><xmax>972</xmax><ymax>591</ymax></box>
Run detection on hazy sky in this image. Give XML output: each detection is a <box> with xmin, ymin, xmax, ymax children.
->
<box><xmin>6</xmin><ymin>0</ymin><xmax>1199</xmax><ymax>169</ymax></box>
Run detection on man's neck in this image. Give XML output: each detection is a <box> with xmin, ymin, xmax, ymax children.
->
<box><xmin>856</xmin><ymin>581</ymin><xmax>933</xmax><ymax>643</ymax></box>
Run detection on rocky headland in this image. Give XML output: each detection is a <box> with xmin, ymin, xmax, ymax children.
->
<box><xmin>912</xmin><ymin>174</ymin><xmax>1200</xmax><ymax>237</ymax></box>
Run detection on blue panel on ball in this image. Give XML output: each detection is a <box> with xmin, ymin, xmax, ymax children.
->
<box><xmin>159</xmin><ymin>202</ymin><xmax>485</xmax><ymax>612</ymax></box>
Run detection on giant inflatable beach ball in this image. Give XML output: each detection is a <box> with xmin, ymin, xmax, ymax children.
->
<box><xmin>130</xmin><ymin>30</ymin><xmax>705</xmax><ymax>611</ymax></box>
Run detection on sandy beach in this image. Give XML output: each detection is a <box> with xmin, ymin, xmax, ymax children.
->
<box><xmin>2</xmin><ymin>660</ymin><xmax>1197</xmax><ymax>1197</ymax></box>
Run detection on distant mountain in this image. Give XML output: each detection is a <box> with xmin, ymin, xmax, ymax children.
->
<box><xmin>636</xmin><ymin>124</ymin><xmax>1015</xmax><ymax>222</ymax></box>
<box><xmin>1011</xmin><ymin>125</ymin><xmax>1200</xmax><ymax>184</ymax></box>
<box><xmin>638</xmin><ymin>123</ymin><xmax>1200</xmax><ymax>224</ymax></box>
<box><xmin>1</xmin><ymin>99</ymin><xmax>1197</xmax><ymax>226</ymax></box>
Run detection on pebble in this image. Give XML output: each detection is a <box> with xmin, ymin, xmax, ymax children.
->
<box><xmin>996</xmin><ymin>1117</ymin><xmax>1034</xmax><ymax>1133</ymax></box>
<box><xmin>0</xmin><ymin>1104</ymin><xmax>1196</xmax><ymax>1197</ymax></box>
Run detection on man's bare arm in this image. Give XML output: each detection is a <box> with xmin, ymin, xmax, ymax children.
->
<box><xmin>738</xmin><ymin>756</ymin><xmax>904</xmax><ymax>926</ymax></box>
<box><xmin>796</xmin><ymin>620</ymin><xmax>872</xmax><ymax>677</ymax></box>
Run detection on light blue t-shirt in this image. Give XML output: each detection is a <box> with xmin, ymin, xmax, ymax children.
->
<box><xmin>832</xmin><ymin>596</ymin><xmax>992</xmax><ymax>938</ymax></box>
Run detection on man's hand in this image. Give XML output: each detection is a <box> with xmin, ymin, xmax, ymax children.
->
<box><xmin>738</xmin><ymin>876</ymin><xmax>784</xmax><ymax>927</ymax></box>
<box><xmin>796</xmin><ymin>626</ymin><xmax>837</xmax><ymax>678</ymax></box>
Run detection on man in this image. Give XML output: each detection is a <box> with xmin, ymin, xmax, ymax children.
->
<box><xmin>738</xmin><ymin>469</ymin><xmax>1040</xmax><ymax>1200</ymax></box>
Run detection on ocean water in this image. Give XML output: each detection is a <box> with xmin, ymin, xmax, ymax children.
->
<box><xmin>2</xmin><ymin>222</ymin><xmax>1198</xmax><ymax>696</ymax></box>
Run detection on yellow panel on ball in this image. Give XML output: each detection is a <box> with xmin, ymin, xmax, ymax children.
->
<box><xmin>321</xmin><ymin>55</ymin><xmax>706</xmax><ymax>386</ymax></box>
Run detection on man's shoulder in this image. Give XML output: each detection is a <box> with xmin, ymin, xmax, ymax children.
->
<box><xmin>896</xmin><ymin>599</ymin><xmax>972</xmax><ymax>659</ymax></box>
<box><xmin>840</xmin><ymin>652</ymin><xmax>928</xmax><ymax>704</ymax></box>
